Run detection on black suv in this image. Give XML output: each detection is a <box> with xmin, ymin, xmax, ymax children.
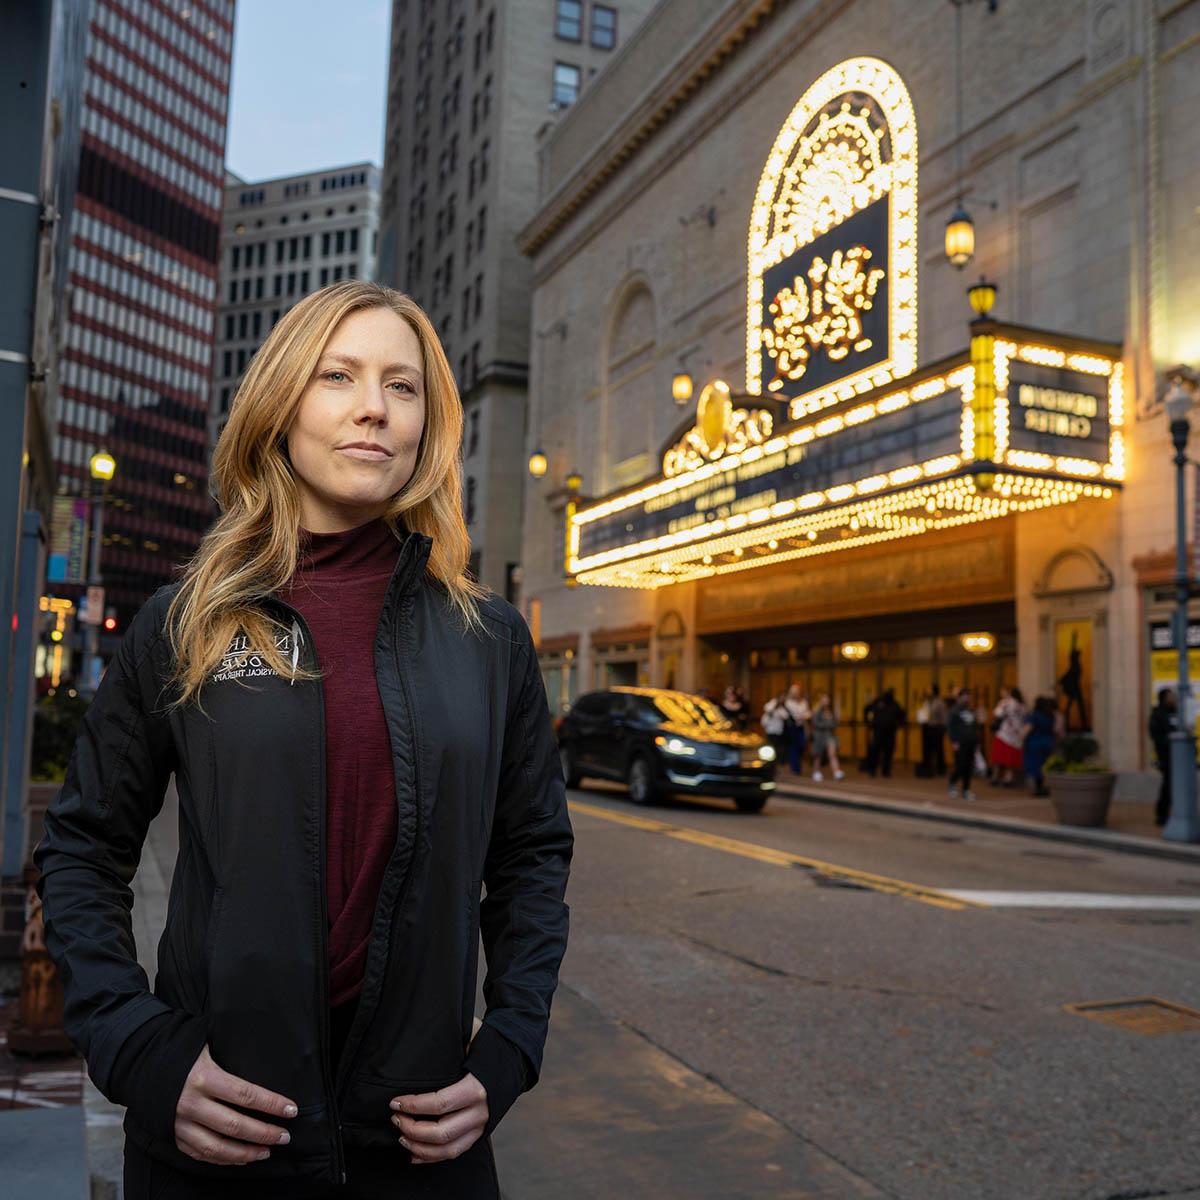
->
<box><xmin>556</xmin><ymin>687</ymin><xmax>777</xmax><ymax>813</ymax></box>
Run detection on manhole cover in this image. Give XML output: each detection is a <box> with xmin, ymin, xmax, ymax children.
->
<box><xmin>1064</xmin><ymin>997</ymin><xmax>1200</xmax><ymax>1035</ymax></box>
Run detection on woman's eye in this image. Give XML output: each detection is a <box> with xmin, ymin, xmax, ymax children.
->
<box><xmin>389</xmin><ymin>380</ymin><xmax>416</xmax><ymax>393</ymax></box>
<box><xmin>325</xmin><ymin>370</ymin><xmax>347</xmax><ymax>382</ymax></box>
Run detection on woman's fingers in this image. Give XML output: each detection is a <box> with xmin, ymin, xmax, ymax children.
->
<box><xmin>200</xmin><ymin>1060</ymin><xmax>298</xmax><ymax>1122</ymax></box>
<box><xmin>175</xmin><ymin>1118</ymin><xmax>276</xmax><ymax>1166</ymax></box>
<box><xmin>393</xmin><ymin>1106</ymin><xmax>481</xmax><ymax>1151</ymax></box>
<box><xmin>405</xmin><ymin>1129</ymin><xmax>482</xmax><ymax>1164</ymax></box>
<box><xmin>186</xmin><ymin>1095</ymin><xmax>293</xmax><ymax>1148</ymax></box>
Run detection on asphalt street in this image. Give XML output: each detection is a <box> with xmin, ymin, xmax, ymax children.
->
<box><xmin>491</xmin><ymin>782</ymin><xmax>1200</xmax><ymax>1200</ymax></box>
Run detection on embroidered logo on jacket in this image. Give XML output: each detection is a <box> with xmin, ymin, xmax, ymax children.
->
<box><xmin>211</xmin><ymin>623</ymin><xmax>304</xmax><ymax>684</ymax></box>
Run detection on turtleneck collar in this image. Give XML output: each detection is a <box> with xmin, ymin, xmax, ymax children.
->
<box><xmin>295</xmin><ymin>517</ymin><xmax>402</xmax><ymax>580</ymax></box>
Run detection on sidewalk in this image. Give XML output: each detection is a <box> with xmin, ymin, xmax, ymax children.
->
<box><xmin>772</xmin><ymin>765</ymin><xmax>1200</xmax><ymax>863</ymax></box>
<box><xmin>0</xmin><ymin>980</ymin><xmax>89</xmax><ymax>1200</ymax></box>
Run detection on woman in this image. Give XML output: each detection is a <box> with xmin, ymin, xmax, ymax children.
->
<box><xmin>719</xmin><ymin>685</ymin><xmax>747</xmax><ymax>730</ymax></box>
<box><xmin>1023</xmin><ymin>695</ymin><xmax>1058</xmax><ymax>798</ymax></box>
<box><xmin>809</xmin><ymin>694</ymin><xmax>844</xmax><ymax>782</ymax></box>
<box><xmin>34</xmin><ymin>283</ymin><xmax>573</xmax><ymax>1199</ymax></box>
<box><xmin>989</xmin><ymin>686</ymin><xmax>1027</xmax><ymax>787</ymax></box>
<box><xmin>760</xmin><ymin>691</ymin><xmax>791</xmax><ymax>763</ymax></box>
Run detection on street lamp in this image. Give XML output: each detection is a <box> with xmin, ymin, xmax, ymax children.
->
<box><xmin>945</xmin><ymin>203</ymin><xmax>975</xmax><ymax>269</ymax></box>
<box><xmin>1164</xmin><ymin>372</ymin><xmax>1200</xmax><ymax>843</ymax></box>
<box><xmin>82</xmin><ymin>450</ymin><xmax>117</xmax><ymax>694</ymax></box>
<box><xmin>527</xmin><ymin>447</ymin><xmax>548</xmax><ymax>479</ymax></box>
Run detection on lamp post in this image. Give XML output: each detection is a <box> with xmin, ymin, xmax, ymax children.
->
<box><xmin>1164</xmin><ymin>375</ymin><xmax>1200</xmax><ymax>842</ymax></box>
<box><xmin>82</xmin><ymin>450</ymin><xmax>116</xmax><ymax>694</ymax></box>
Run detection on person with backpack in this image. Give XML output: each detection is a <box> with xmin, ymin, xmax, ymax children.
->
<box><xmin>947</xmin><ymin>687</ymin><xmax>980</xmax><ymax>802</ymax></box>
<box><xmin>1149</xmin><ymin>688</ymin><xmax>1181</xmax><ymax>826</ymax></box>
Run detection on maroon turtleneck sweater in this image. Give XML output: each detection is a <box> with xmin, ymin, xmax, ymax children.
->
<box><xmin>279</xmin><ymin>517</ymin><xmax>401</xmax><ymax>1007</ymax></box>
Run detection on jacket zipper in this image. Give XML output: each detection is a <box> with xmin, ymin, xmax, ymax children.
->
<box><xmin>330</xmin><ymin>593</ymin><xmax>423</xmax><ymax>1100</ymax></box>
<box><xmin>271</xmin><ymin>599</ymin><xmax>347</xmax><ymax>1186</ymax></box>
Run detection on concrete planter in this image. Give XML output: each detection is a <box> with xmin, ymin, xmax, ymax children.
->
<box><xmin>1047</xmin><ymin>771</ymin><xmax>1116</xmax><ymax>827</ymax></box>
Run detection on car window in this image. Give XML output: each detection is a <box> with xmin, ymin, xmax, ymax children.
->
<box><xmin>570</xmin><ymin>693</ymin><xmax>606</xmax><ymax>716</ymax></box>
<box><xmin>627</xmin><ymin>697</ymin><xmax>664</xmax><ymax>726</ymax></box>
<box><xmin>652</xmin><ymin>693</ymin><xmax>733</xmax><ymax>730</ymax></box>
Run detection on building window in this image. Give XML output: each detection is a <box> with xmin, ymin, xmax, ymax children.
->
<box><xmin>256</xmin><ymin>275</ymin><xmax>264</xmax><ymax>299</ymax></box>
<box><xmin>320</xmin><ymin>267</ymin><xmax>329</xmax><ymax>286</ymax></box>
<box><xmin>591</xmin><ymin>4</ymin><xmax>617</xmax><ymax>49</ymax></box>
<box><xmin>467</xmin><ymin>408</ymin><xmax>479</xmax><ymax>457</ymax></box>
<box><xmin>238</xmin><ymin>312</ymin><xmax>248</xmax><ymax>338</ymax></box>
<box><xmin>349</xmin><ymin>228</ymin><xmax>359</xmax><ymax>253</ymax></box>
<box><xmin>552</xmin><ymin>62</ymin><xmax>580</xmax><ymax>109</ymax></box>
<box><xmin>465</xmin><ymin>475</ymin><xmax>476</xmax><ymax>524</ymax></box>
<box><xmin>321</xmin><ymin>232</ymin><xmax>331</xmax><ymax>256</ymax></box>
<box><xmin>224</xmin><ymin>314</ymin><xmax>234</xmax><ymax>339</ymax></box>
<box><xmin>231</xmin><ymin>245</ymin><xmax>241</xmax><ymax>270</ymax></box>
<box><xmin>462</xmin><ymin>286</ymin><xmax>471</xmax><ymax>326</ymax></box>
<box><xmin>555</xmin><ymin>0</ymin><xmax>582</xmax><ymax>41</ymax></box>
<box><xmin>474</xmin><ymin>272</ymin><xmax>483</xmax><ymax>318</ymax></box>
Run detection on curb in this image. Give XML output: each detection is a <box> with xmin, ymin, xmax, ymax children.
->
<box><xmin>773</xmin><ymin>783</ymin><xmax>1200</xmax><ymax>865</ymax></box>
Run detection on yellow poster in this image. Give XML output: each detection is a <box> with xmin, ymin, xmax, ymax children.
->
<box><xmin>1149</xmin><ymin>621</ymin><xmax>1200</xmax><ymax>739</ymax></box>
<box><xmin>1055</xmin><ymin>619</ymin><xmax>1093</xmax><ymax>733</ymax></box>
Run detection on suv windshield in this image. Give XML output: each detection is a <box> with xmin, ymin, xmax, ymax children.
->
<box><xmin>633</xmin><ymin>693</ymin><xmax>732</xmax><ymax>731</ymax></box>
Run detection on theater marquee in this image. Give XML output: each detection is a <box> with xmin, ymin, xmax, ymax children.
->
<box><xmin>564</xmin><ymin>58</ymin><xmax>1125</xmax><ymax>591</ymax></box>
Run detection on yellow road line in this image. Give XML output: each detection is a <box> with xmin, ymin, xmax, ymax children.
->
<box><xmin>568</xmin><ymin>798</ymin><xmax>984</xmax><ymax>911</ymax></box>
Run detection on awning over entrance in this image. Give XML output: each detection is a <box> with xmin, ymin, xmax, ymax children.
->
<box><xmin>565</xmin><ymin>324</ymin><xmax>1123</xmax><ymax>590</ymax></box>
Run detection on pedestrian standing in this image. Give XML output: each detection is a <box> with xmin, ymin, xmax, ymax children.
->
<box><xmin>1149</xmin><ymin>688</ymin><xmax>1180</xmax><ymax>827</ymax></box>
<box><xmin>783</xmin><ymin>683</ymin><xmax>811</xmax><ymax>775</ymax></box>
<box><xmin>1023</xmin><ymin>695</ymin><xmax>1058</xmax><ymax>798</ymax></box>
<box><xmin>809</xmin><ymin>694</ymin><xmax>845</xmax><ymax>782</ymax></box>
<box><xmin>927</xmin><ymin>684</ymin><xmax>948</xmax><ymax>775</ymax></box>
<box><xmin>864</xmin><ymin>688</ymin><xmax>905</xmax><ymax>778</ymax></box>
<box><xmin>947</xmin><ymin>687</ymin><xmax>979</xmax><ymax>802</ymax></box>
<box><xmin>34</xmin><ymin>284</ymin><xmax>573</xmax><ymax>1199</ymax></box>
<box><xmin>720</xmin><ymin>685</ymin><xmax>748</xmax><ymax>730</ymax></box>
<box><xmin>989</xmin><ymin>686</ymin><xmax>1027</xmax><ymax>787</ymax></box>
<box><xmin>761</xmin><ymin>691</ymin><xmax>791</xmax><ymax>764</ymax></box>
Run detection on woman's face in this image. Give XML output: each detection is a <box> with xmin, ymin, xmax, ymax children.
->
<box><xmin>287</xmin><ymin>306</ymin><xmax>426</xmax><ymax>533</ymax></box>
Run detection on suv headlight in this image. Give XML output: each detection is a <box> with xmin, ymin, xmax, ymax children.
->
<box><xmin>758</xmin><ymin>744</ymin><xmax>777</xmax><ymax>762</ymax></box>
<box><xmin>655</xmin><ymin>735</ymin><xmax>697</xmax><ymax>756</ymax></box>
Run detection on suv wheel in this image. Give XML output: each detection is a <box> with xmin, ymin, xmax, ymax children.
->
<box><xmin>560</xmin><ymin>746</ymin><xmax>581</xmax><ymax>788</ymax></box>
<box><xmin>734</xmin><ymin>794</ymin><xmax>768</xmax><ymax>814</ymax></box>
<box><xmin>628</xmin><ymin>755</ymin><xmax>658</xmax><ymax>806</ymax></box>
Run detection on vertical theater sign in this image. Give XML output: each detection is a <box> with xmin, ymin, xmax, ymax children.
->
<box><xmin>565</xmin><ymin>58</ymin><xmax>1124</xmax><ymax>590</ymax></box>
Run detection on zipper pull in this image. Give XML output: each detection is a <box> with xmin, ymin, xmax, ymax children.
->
<box><xmin>290</xmin><ymin>619</ymin><xmax>302</xmax><ymax>684</ymax></box>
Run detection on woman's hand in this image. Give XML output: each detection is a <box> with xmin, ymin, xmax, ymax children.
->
<box><xmin>389</xmin><ymin>1072</ymin><xmax>489</xmax><ymax>1164</ymax></box>
<box><xmin>175</xmin><ymin>1045</ymin><xmax>298</xmax><ymax>1165</ymax></box>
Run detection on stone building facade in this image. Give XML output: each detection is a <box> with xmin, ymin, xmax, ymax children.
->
<box><xmin>517</xmin><ymin>0</ymin><xmax>1200</xmax><ymax>790</ymax></box>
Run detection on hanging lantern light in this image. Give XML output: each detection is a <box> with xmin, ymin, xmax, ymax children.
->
<box><xmin>945</xmin><ymin>203</ymin><xmax>975</xmax><ymax>269</ymax></box>
<box><xmin>527</xmin><ymin>447</ymin><xmax>548</xmax><ymax>479</ymax></box>
<box><xmin>672</xmin><ymin>372</ymin><xmax>694</xmax><ymax>405</ymax></box>
<box><xmin>565</xmin><ymin>468</ymin><xmax>583</xmax><ymax>492</ymax></box>
<box><xmin>967</xmin><ymin>276</ymin><xmax>998</xmax><ymax>320</ymax></box>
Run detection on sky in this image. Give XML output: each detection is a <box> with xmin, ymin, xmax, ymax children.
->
<box><xmin>224</xmin><ymin>1</ymin><xmax>390</xmax><ymax>182</ymax></box>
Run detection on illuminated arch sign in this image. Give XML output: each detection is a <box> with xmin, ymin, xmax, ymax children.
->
<box><xmin>746</xmin><ymin>57</ymin><xmax>918</xmax><ymax>418</ymax></box>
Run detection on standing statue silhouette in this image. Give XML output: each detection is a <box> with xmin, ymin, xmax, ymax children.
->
<box><xmin>1059</xmin><ymin>630</ymin><xmax>1089</xmax><ymax>731</ymax></box>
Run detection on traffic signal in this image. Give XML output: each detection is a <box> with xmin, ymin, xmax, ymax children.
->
<box><xmin>103</xmin><ymin>607</ymin><xmax>118</xmax><ymax>633</ymax></box>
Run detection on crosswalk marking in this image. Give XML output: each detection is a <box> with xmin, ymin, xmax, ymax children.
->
<box><xmin>943</xmin><ymin>891</ymin><xmax>1200</xmax><ymax>910</ymax></box>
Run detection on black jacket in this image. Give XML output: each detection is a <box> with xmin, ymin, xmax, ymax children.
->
<box><xmin>947</xmin><ymin>703</ymin><xmax>980</xmax><ymax>747</ymax></box>
<box><xmin>34</xmin><ymin>531</ymin><xmax>573</xmax><ymax>1185</ymax></box>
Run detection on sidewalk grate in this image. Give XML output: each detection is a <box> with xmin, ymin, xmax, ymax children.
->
<box><xmin>1064</xmin><ymin>997</ymin><xmax>1200</xmax><ymax>1035</ymax></box>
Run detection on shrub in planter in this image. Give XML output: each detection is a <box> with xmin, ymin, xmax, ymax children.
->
<box><xmin>1045</xmin><ymin>734</ymin><xmax>1115</xmax><ymax>828</ymax></box>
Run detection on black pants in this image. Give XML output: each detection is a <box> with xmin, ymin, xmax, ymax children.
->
<box><xmin>1156</xmin><ymin>755</ymin><xmax>1172</xmax><ymax>826</ymax></box>
<box><xmin>123</xmin><ymin>999</ymin><xmax>500</xmax><ymax>1199</ymax></box>
<box><xmin>949</xmin><ymin>742</ymin><xmax>976</xmax><ymax>792</ymax></box>
<box><xmin>866</xmin><ymin>729</ymin><xmax>897</xmax><ymax>776</ymax></box>
<box><xmin>921</xmin><ymin>725</ymin><xmax>946</xmax><ymax>775</ymax></box>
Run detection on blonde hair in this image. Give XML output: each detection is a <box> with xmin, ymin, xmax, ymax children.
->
<box><xmin>167</xmin><ymin>281</ymin><xmax>485</xmax><ymax>707</ymax></box>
